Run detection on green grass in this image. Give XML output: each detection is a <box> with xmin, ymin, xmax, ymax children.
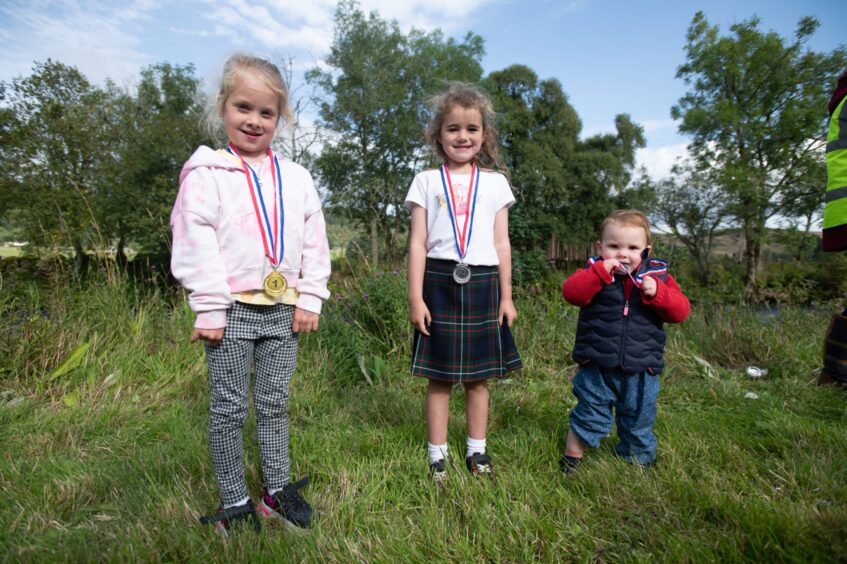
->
<box><xmin>1</xmin><ymin>268</ymin><xmax>846</xmax><ymax>561</ymax></box>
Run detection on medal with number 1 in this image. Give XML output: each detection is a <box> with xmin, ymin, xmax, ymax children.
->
<box><xmin>228</xmin><ymin>144</ymin><xmax>288</xmax><ymax>297</ymax></box>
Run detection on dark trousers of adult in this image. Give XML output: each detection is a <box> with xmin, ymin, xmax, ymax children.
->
<box><xmin>819</xmin><ymin>307</ymin><xmax>847</xmax><ymax>386</ymax></box>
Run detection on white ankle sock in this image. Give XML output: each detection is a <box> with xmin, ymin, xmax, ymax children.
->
<box><xmin>466</xmin><ymin>437</ymin><xmax>486</xmax><ymax>458</ymax></box>
<box><xmin>223</xmin><ymin>496</ymin><xmax>250</xmax><ymax>509</ymax></box>
<box><xmin>428</xmin><ymin>442</ymin><xmax>448</xmax><ymax>463</ymax></box>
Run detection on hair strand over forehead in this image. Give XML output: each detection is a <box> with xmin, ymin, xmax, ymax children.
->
<box><xmin>201</xmin><ymin>53</ymin><xmax>293</xmax><ymax>145</ymax></box>
<box><xmin>599</xmin><ymin>209</ymin><xmax>652</xmax><ymax>247</ymax></box>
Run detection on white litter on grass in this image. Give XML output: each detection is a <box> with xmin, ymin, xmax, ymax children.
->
<box><xmin>691</xmin><ymin>354</ymin><xmax>718</xmax><ymax>379</ymax></box>
<box><xmin>744</xmin><ymin>392</ymin><xmax>759</xmax><ymax>400</ymax></box>
<box><xmin>3</xmin><ymin>397</ymin><xmax>25</xmax><ymax>408</ymax></box>
<box><xmin>746</xmin><ymin>366</ymin><xmax>768</xmax><ymax>378</ymax></box>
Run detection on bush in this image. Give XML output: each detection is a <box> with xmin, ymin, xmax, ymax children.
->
<box><xmin>318</xmin><ymin>263</ymin><xmax>411</xmax><ymax>385</ymax></box>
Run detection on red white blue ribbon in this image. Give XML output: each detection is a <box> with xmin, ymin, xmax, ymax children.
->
<box><xmin>227</xmin><ymin>143</ymin><xmax>285</xmax><ymax>268</ymax></box>
<box><xmin>439</xmin><ymin>163</ymin><xmax>479</xmax><ymax>262</ymax></box>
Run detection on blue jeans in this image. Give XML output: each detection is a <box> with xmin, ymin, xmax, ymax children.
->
<box><xmin>568</xmin><ymin>364</ymin><xmax>660</xmax><ymax>464</ymax></box>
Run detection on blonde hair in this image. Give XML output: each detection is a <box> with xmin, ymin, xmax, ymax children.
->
<box><xmin>201</xmin><ymin>53</ymin><xmax>293</xmax><ymax>145</ymax></box>
<box><xmin>425</xmin><ymin>83</ymin><xmax>507</xmax><ymax>174</ymax></box>
<box><xmin>598</xmin><ymin>209</ymin><xmax>653</xmax><ymax>247</ymax></box>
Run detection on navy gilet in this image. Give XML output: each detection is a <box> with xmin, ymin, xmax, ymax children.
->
<box><xmin>571</xmin><ymin>257</ymin><xmax>670</xmax><ymax>374</ymax></box>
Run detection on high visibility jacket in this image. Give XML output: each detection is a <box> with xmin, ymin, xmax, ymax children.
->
<box><xmin>824</xmin><ymin>93</ymin><xmax>847</xmax><ymax>252</ymax></box>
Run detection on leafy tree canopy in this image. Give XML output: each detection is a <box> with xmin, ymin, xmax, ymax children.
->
<box><xmin>308</xmin><ymin>0</ymin><xmax>484</xmax><ymax>264</ymax></box>
<box><xmin>672</xmin><ymin>12</ymin><xmax>846</xmax><ymax>289</ymax></box>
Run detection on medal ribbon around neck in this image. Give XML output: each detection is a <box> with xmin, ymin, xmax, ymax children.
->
<box><xmin>439</xmin><ymin>163</ymin><xmax>480</xmax><ymax>262</ymax></box>
<box><xmin>227</xmin><ymin>143</ymin><xmax>285</xmax><ymax>269</ymax></box>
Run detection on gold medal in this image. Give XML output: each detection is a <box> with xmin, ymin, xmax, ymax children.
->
<box><xmin>263</xmin><ymin>270</ymin><xmax>288</xmax><ymax>297</ymax></box>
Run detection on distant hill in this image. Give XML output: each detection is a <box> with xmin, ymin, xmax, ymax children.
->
<box><xmin>654</xmin><ymin>228</ymin><xmax>822</xmax><ymax>263</ymax></box>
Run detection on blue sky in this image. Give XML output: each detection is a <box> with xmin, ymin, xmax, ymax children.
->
<box><xmin>0</xmin><ymin>0</ymin><xmax>842</xmax><ymax>179</ymax></box>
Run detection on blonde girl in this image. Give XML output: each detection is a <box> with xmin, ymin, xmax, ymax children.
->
<box><xmin>170</xmin><ymin>53</ymin><xmax>330</xmax><ymax>535</ymax></box>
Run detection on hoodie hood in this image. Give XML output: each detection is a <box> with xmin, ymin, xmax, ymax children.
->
<box><xmin>179</xmin><ymin>146</ymin><xmax>243</xmax><ymax>184</ymax></box>
<box><xmin>829</xmin><ymin>71</ymin><xmax>847</xmax><ymax>116</ymax></box>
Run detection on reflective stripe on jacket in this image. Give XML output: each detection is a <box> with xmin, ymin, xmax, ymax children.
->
<box><xmin>823</xmin><ymin>95</ymin><xmax>847</xmax><ymax>250</ymax></box>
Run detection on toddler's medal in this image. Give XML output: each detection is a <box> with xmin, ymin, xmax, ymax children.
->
<box><xmin>227</xmin><ymin>144</ymin><xmax>287</xmax><ymax>296</ymax></box>
<box><xmin>619</xmin><ymin>263</ymin><xmax>642</xmax><ymax>287</ymax></box>
<box><xmin>439</xmin><ymin>163</ymin><xmax>479</xmax><ymax>285</ymax></box>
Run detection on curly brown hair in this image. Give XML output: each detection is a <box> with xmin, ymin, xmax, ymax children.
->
<box><xmin>425</xmin><ymin>83</ymin><xmax>507</xmax><ymax>175</ymax></box>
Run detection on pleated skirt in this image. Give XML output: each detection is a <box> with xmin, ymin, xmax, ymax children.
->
<box><xmin>411</xmin><ymin>258</ymin><xmax>522</xmax><ymax>383</ymax></box>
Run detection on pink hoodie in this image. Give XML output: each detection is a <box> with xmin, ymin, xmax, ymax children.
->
<box><xmin>170</xmin><ymin>146</ymin><xmax>331</xmax><ymax>329</ymax></box>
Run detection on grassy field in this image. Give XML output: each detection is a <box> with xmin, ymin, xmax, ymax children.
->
<box><xmin>1</xmin><ymin>265</ymin><xmax>846</xmax><ymax>561</ymax></box>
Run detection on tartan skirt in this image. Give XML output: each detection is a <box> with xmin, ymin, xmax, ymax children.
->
<box><xmin>411</xmin><ymin>258</ymin><xmax>522</xmax><ymax>383</ymax></box>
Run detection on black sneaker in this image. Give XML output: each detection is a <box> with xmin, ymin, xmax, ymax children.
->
<box><xmin>465</xmin><ymin>452</ymin><xmax>494</xmax><ymax>476</ymax></box>
<box><xmin>257</xmin><ymin>476</ymin><xmax>313</xmax><ymax>530</ymax></box>
<box><xmin>559</xmin><ymin>454</ymin><xmax>581</xmax><ymax>475</ymax></box>
<box><xmin>199</xmin><ymin>499</ymin><xmax>261</xmax><ymax>537</ymax></box>
<box><xmin>429</xmin><ymin>459</ymin><xmax>447</xmax><ymax>482</ymax></box>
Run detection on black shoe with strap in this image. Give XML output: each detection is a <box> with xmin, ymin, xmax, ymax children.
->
<box><xmin>429</xmin><ymin>458</ymin><xmax>447</xmax><ymax>482</ymax></box>
<box><xmin>258</xmin><ymin>476</ymin><xmax>314</xmax><ymax>530</ymax></box>
<box><xmin>559</xmin><ymin>454</ymin><xmax>581</xmax><ymax>475</ymax></box>
<box><xmin>465</xmin><ymin>452</ymin><xmax>494</xmax><ymax>477</ymax></box>
<box><xmin>199</xmin><ymin>499</ymin><xmax>261</xmax><ymax>537</ymax></box>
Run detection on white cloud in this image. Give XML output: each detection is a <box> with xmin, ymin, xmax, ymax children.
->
<box><xmin>362</xmin><ymin>0</ymin><xmax>494</xmax><ymax>31</ymax></box>
<box><xmin>0</xmin><ymin>0</ymin><xmax>158</xmax><ymax>84</ymax></box>
<box><xmin>635</xmin><ymin>142</ymin><xmax>689</xmax><ymax>180</ymax></box>
<box><xmin>639</xmin><ymin>118</ymin><xmax>677</xmax><ymax>134</ymax></box>
<box><xmin>191</xmin><ymin>0</ymin><xmax>496</xmax><ymax>56</ymax></box>
<box><xmin>1</xmin><ymin>0</ymin><xmax>499</xmax><ymax>87</ymax></box>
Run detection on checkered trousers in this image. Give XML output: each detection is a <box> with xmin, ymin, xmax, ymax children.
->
<box><xmin>411</xmin><ymin>258</ymin><xmax>522</xmax><ymax>383</ymax></box>
<box><xmin>204</xmin><ymin>301</ymin><xmax>299</xmax><ymax>505</ymax></box>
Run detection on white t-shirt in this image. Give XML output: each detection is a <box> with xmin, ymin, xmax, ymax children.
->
<box><xmin>404</xmin><ymin>168</ymin><xmax>516</xmax><ymax>266</ymax></box>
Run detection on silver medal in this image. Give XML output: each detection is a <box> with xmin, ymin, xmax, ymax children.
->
<box><xmin>453</xmin><ymin>263</ymin><xmax>471</xmax><ymax>284</ymax></box>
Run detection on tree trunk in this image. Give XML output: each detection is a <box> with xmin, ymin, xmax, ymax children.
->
<box><xmin>116</xmin><ymin>234</ymin><xmax>128</xmax><ymax>269</ymax></box>
<box><xmin>794</xmin><ymin>215</ymin><xmax>814</xmax><ymax>261</ymax></box>
<box><xmin>370</xmin><ymin>215</ymin><xmax>379</xmax><ymax>266</ymax></box>
<box><xmin>74</xmin><ymin>238</ymin><xmax>89</xmax><ymax>274</ymax></box>
<box><xmin>742</xmin><ymin>219</ymin><xmax>763</xmax><ymax>302</ymax></box>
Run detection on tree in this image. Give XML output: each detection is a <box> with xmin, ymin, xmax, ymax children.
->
<box><xmin>672</xmin><ymin>12</ymin><xmax>846</xmax><ymax>295</ymax></box>
<box><xmin>485</xmin><ymin>65</ymin><xmax>645</xmax><ymax>264</ymax></box>
<box><xmin>653</xmin><ymin>160</ymin><xmax>729</xmax><ymax>284</ymax></box>
<box><xmin>1</xmin><ymin>60</ymin><xmax>113</xmax><ymax>269</ymax></box>
<box><xmin>484</xmin><ymin>65</ymin><xmax>580</xmax><ymax>258</ymax></box>
<box><xmin>776</xmin><ymin>159</ymin><xmax>827</xmax><ymax>261</ymax></box>
<box><xmin>104</xmin><ymin>63</ymin><xmax>208</xmax><ymax>260</ymax></box>
<box><xmin>308</xmin><ymin>0</ymin><xmax>484</xmax><ymax>264</ymax></box>
<box><xmin>275</xmin><ymin>56</ymin><xmax>324</xmax><ymax>165</ymax></box>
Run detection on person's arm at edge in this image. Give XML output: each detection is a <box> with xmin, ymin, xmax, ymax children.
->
<box><xmin>408</xmin><ymin>204</ymin><xmax>431</xmax><ymax>336</ymax></box>
<box><xmin>493</xmin><ymin>206</ymin><xmax>517</xmax><ymax>327</ymax></box>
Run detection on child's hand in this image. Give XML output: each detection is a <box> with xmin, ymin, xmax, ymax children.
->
<box><xmin>409</xmin><ymin>299</ymin><xmax>431</xmax><ymax>336</ymax></box>
<box><xmin>191</xmin><ymin>327</ymin><xmax>224</xmax><ymax>344</ymax></box>
<box><xmin>641</xmin><ymin>276</ymin><xmax>658</xmax><ymax>298</ymax></box>
<box><xmin>293</xmin><ymin>308</ymin><xmax>320</xmax><ymax>333</ymax></box>
<box><xmin>603</xmin><ymin>258</ymin><xmax>621</xmax><ymax>274</ymax></box>
<box><xmin>499</xmin><ymin>299</ymin><xmax>517</xmax><ymax>327</ymax></box>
